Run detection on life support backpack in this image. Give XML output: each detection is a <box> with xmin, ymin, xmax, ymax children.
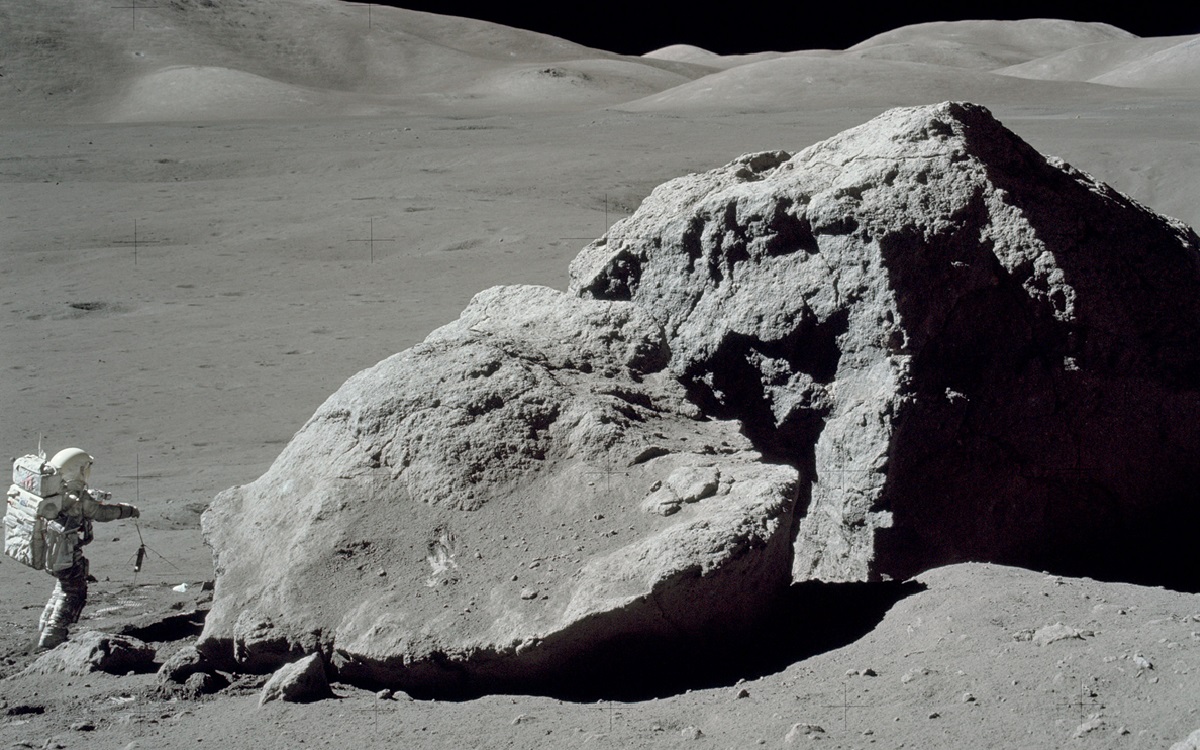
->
<box><xmin>4</xmin><ymin>455</ymin><xmax>65</xmax><ymax>570</ymax></box>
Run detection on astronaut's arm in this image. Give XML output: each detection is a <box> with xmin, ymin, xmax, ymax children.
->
<box><xmin>81</xmin><ymin>489</ymin><xmax>140</xmax><ymax>522</ymax></box>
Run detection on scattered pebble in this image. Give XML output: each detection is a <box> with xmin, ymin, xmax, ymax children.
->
<box><xmin>1073</xmin><ymin>717</ymin><xmax>1105</xmax><ymax>738</ymax></box>
<box><xmin>962</xmin><ymin>692</ymin><xmax>976</xmax><ymax>703</ymax></box>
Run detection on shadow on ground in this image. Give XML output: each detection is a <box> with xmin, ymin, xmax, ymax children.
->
<box><xmin>424</xmin><ymin>580</ymin><xmax>925</xmax><ymax>702</ymax></box>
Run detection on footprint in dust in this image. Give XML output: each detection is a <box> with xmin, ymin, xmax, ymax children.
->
<box><xmin>425</xmin><ymin>526</ymin><xmax>460</xmax><ymax>588</ymax></box>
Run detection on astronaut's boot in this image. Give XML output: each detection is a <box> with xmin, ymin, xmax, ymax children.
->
<box><xmin>37</xmin><ymin>624</ymin><xmax>68</xmax><ymax>651</ymax></box>
<box><xmin>37</xmin><ymin>563</ymin><xmax>87</xmax><ymax>651</ymax></box>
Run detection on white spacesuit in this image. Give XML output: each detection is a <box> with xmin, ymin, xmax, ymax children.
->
<box><xmin>37</xmin><ymin>448</ymin><xmax>139</xmax><ymax>650</ymax></box>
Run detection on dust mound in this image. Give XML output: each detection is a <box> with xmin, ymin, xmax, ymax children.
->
<box><xmin>111</xmin><ymin>66</ymin><xmax>326</xmax><ymax>122</ymax></box>
<box><xmin>199</xmin><ymin>102</ymin><xmax>1200</xmax><ymax>695</ymax></box>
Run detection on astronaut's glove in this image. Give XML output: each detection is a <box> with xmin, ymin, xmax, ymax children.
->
<box><xmin>123</xmin><ymin>505</ymin><xmax>141</xmax><ymax>519</ymax></box>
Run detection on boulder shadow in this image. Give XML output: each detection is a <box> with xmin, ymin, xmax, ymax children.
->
<box><xmin>518</xmin><ymin>579</ymin><xmax>924</xmax><ymax>702</ymax></box>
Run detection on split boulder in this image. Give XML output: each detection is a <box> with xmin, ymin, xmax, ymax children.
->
<box><xmin>199</xmin><ymin>101</ymin><xmax>1200</xmax><ymax>695</ymax></box>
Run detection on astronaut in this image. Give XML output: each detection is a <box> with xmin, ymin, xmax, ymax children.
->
<box><xmin>37</xmin><ymin>448</ymin><xmax>139</xmax><ymax>650</ymax></box>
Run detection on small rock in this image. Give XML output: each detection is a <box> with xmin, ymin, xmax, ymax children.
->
<box><xmin>784</xmin><ymin>723</ymin><xmax>825</xmax><ymax>744</ymax></box>
<box><xmin>181</xmin><ymin>671</ymin><xmax>225</xmax><ymax>697</ymax></box>
<box><xmin>520</xmin><ymin>588</ymin><xmax>538</xmax><ymax>600</ymax></box>
<box><xmin>734</xmin><ymin>687</ymin><xmax>750</xmax><ymax>699</ymax></box>
<box><xmin>24</xmin><ymin>632</ymin><xmax>154</xmax><ymax>676</ymax></box>
<box><xmin>157</xmin><ymin>646</ymin><xmax>211</xmax><ymax>685</ymax></box>
<box><xmin>928</xmin><ymin>712</ymin><xmax>940</xmax><ymax>719</ymax></box>
<box><xmin>681</xmin><ymin>726</ymin><xmax>703</xmax><ymax>740</ymax></box>
<box><xmin>1073</xmin><ymin>717</ymin><xmax>1105</xmax><ymax>738</ymax></box>
<box><xmin>376</xmin><ymin>689</ymin><xmax>393</xmax><ymax>700</ymax></box>
<box><xmin>258</xmin><ymin>653</ymin><xmax>332</xmax><ymax>706</ymax></box>
<box><xmin>1133</xmin><ymin>654</ymin><xmax>1153</xmax><ymax>670</ymax></box>
<box><xmin>861</xmin><ymin>668</ymin><xmax>877</xmax><ymax>677</ymax></box>
<box><xmin>70</xmin><ymin>721</ymin><xmax>95</xmax><ymax>731</ymax></box>
<box><xmin>511</xmin><ymin>714</ymin><xmax>534</xmax><ymax>725</ymax></box>
<box><xmin>961</xmin><ymin>692</ymin><xmax>975</xmax><ymax>703</ymax></box>
<box><xmin>1032</xmin><ymin>623</ymin><xmax>1085</xmax><ymax>646</ymax></box>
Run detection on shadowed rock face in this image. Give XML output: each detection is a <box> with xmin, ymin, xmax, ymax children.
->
<box><xmin>570</xmin><ymin>101</ymin><xmax>1200</xmax><ymax>589</ymax></box>
<box><xmin>199</xmin><ymin>102</ymin><xmax>1200</xmax><ymax>693</ymax></box>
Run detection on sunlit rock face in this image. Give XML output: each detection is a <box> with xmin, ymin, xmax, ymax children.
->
<box><xmin>199</xmin><ymin>284</ymin><xmax>798</xmax><ymax>694</ymax></box>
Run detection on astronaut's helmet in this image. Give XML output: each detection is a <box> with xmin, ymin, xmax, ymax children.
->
<box><xmin>50</xmin><ymin>448</ymin><xmax>93</xmax><ymax>492</ymax></box>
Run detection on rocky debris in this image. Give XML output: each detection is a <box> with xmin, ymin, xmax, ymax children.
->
<box><xmin>1171</xmin><ymin>728</ymin><xmax>1200</xmax><ymax>750</ymax></box>
<box><xmin>1031</xmin><ymin>622</ymin><xmax>1087</xmax><ymax>646</ymax></box>
<box><xmin>1072</xmin><ymin>715</ymin><xmax>1106</xmax><ymax>738</ymax></box>
<box><xmin>571</xmin><ymin>101</ymin><xmax>1200</xmax><ymax>589</ymax></box>
<box><xmin>259</xmin><ymin>653</ymin><xmax>332</xmax><ymax>706</ymax></box>
<box><xmin>784</xmin><ymin>723</ymin><xmax>826</xmax><ymax>743</ymax></box>
<box><xmin>181</xmin><ymin>671</ymin><xmax>226</xmax><ymax>697</ymax></box>
<box><xmin>157</xmin><ymin>644</ymin><xmax>227</xmax><ymax>697</ymax></box>
<box><xmin>200</xmin><ymin>285</ymin><xmax>798</xmax><ymax>693</ymax></box>
<box><xmin>680</xmin><ymin>725</ymin><xmax>704</xmax><ymax>739</ymax></box>
<box><xmin>157</xmin><ymin>645</ymin><xmax>210</xmax><ymax>684</ymax></box>
<box><xmin>641</xmin><ymin>465</ymin><xmax>721</xmax><ymax>516</ymax></box>
<box><xmin>23</xmin><ymin>632</ymin><xmax>154</xmax><ymax>676</ymax></box>
<box><xmin>1132</xmin><ymin>654</ymin><xmax>1153</xmax><ymax>670</ymax></box>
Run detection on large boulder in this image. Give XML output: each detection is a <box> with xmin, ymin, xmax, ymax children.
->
<box><xmin>570</xmin><ymin>101</ymin><xmax>1200</xmax><ymax>588</ymax></box>
<box><xmin>199</xmin><ymin>285</ymin><xmax>799</xmax><ymax>693</ymax></box>
<box><xmin>200</xmin><ymin>101</ymin><xmax>1200</xmax><ymax>694</ymax></box>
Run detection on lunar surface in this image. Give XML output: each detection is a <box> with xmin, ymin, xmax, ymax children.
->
<box><xmin>1</xmin><ymin>2</ymin><xmax>1197</xmax><ymax>748</ymax></box>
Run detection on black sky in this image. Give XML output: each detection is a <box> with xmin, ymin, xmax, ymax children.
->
<box><xmin>362</xmin><ymin>2</ymin><xmax>1200</xmax><ymax>56</ymax></box>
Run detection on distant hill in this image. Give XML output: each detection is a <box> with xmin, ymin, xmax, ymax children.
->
<box><xmin>0</xmin><ymin>0</ymin><xmax>705</xmax><ymax>123</ymax></box>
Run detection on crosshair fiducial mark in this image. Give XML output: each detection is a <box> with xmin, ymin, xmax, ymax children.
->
<box><xmin>112</xmin><ymin>219</ymin><xmax>164</xmax><ymax>264</ymax></box>
<box><xmin>585</xmin><ymin>463</ymin><xmax>628</xmax><ymax>495</ymax></box>
<box><xmin>347</xmin><ymin>218</ymin><xmax>396</xmax><ymax>263</ymax></box>
<box><xmin>820</xmin><ymin>683</ymin><xmax>871</xmax><ymax>731</ymax></box>
<box><xmin>112</xmin><ymin>0</ymin><xmax>158</xmax><ymax>29</ymax></box>
<box><xmin>1055</xmin><ymin>677</ymin><xmax>1102</xmax><ymax>729</ymax></box>
<box><xmin>352</xmin><ymin>2</ymin><xmax>377</xmax><ymax>29</ymax></box>
<box><xmin>597</xmin><ymin>699</ymin><xmax>623</xmax><ymax>733</ymax></box>
<box><xmin>827</xmin><ymin>442</ymin><xmax>873</xmax><ymax>497</ymax></box>
<box><xmin>562</xmin><ymin>193</ymin><xmax>625</xmax><ymax>240</ymax></box>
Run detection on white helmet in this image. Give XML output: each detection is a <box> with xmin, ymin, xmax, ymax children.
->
<box><xmin>50</xmin><ymin>448</ymin><xmax>93</xmax><ymax>491</ymax></box>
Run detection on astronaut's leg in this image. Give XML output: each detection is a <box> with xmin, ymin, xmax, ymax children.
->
<box><xmin>37</xmin><ymin>558</ymin><xmax>89</xmax><ymax>650</ymax></box>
